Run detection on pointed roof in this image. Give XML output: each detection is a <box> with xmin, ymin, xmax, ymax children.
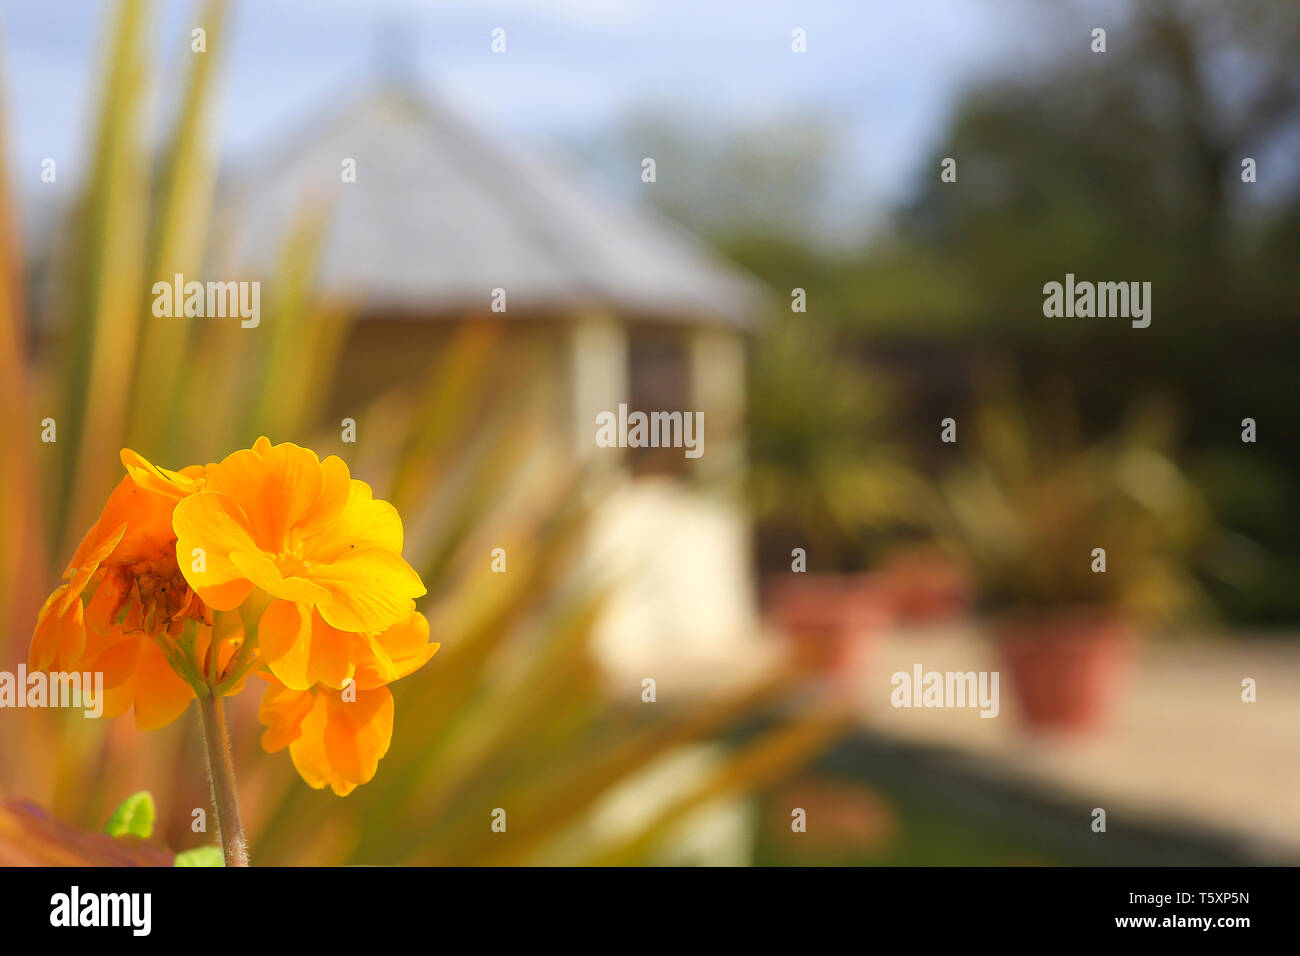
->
<box><xmin>222</xmin><ymin>84</ymin><xmax>761</xmax><ymax>328</ymax></box>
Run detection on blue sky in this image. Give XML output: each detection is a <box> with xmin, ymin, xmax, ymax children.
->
<box><xmin>1</xmin><ymin>0</ymin><xmax>1028</xmax><ymax>233</ymax></box>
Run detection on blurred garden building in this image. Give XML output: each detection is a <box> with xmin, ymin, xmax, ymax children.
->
<box><xmin>222</xmin><ymin>81</ymin><xmax>771</xmax><ymax>692</ymax></box>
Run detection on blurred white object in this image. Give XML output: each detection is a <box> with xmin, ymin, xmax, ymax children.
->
<box><xmin>549</xmin><ymin>745</ymin><xmax>758</xmax><ymax>866</ymax></box>
<box><xmin>587</xmin><ymin>478</ymin><xmax>776</xmax><ymax>697</ymax></box>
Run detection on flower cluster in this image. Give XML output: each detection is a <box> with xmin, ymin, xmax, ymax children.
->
<box><xmin>29</xmin><ymin>438</ymin><xmax>436</xmax><ymax>795</ymax></box>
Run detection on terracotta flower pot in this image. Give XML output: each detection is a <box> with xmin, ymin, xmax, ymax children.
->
<box><xmin>996</xmin><ymin>608</ymin><xmax>1132</xmax><ymax>732</ymax></box>
<box><xmin>880</xmin><ymin>549</ymin><xmax>972</xmax><ymax>625</ymax></box>
<box><xmin>766</xmin><ymin>574</ymin><xmax>892</xmax><ymax>677</ymax></box>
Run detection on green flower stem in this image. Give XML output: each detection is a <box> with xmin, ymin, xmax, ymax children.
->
<box><xmin>196</xmin><ymin>692</ymin><xmax>249</xmax><ymax>867</ymax></box>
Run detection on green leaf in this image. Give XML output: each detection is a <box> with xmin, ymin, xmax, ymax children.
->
<box><xmin>104</xmin><ymin>791</ymin><xmax>155</xmax><ymax>839</ymax></box>
<box><xmin>174</xmin><ymin>846</ymin><xmax>225</xmax><ymax>867</ymax></box>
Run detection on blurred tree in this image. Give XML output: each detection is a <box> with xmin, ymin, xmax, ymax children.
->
<box><xmin>905</xmin><ymin>0</ymin><xmax>1300</xmax><ymax>330</ymax></box>
<box><xmin>748</xmin><ymin>311</ymin><xmax>927</xmax><ymax>573</ymax></box>
<box><xmin>572</xmin><ymin>107</ymin><xmax>860</xmax><ymax>247</ymax></box>
<box><xmin>580</xmin><ymin>0</ymin><xmax>1300</xmax><ymax>620</ymax></box>
<box><xmin>894</xmin><ymin>0</ymin><xmax>1300</xmax><ymax>622</ymax></box>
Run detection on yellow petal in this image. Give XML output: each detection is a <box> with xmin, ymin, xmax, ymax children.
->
<box><xmin>100</xmin><ymin>679</ymin><xmax>136</xmax><ymax>720</ymax></box>
<box><xmin>294</xmin><ymin>455</ymin><xmax>353</xmax><ymax>541</ymax></box>
<box><xmin>322</xmin><ymin>684</ymin><xmax>393</xmax><ymax>789</ymax></box>
<box><xmin>84</xmin><ymin>569</ymin><xmax>129</xmax><ymax>639</ymax></box>
<box><xmin>59</xmin><ymin>523</ymin><xmax>126</xmax><ymax>613</ymax></box>
<box><xmin>257</xmin><ymin>601</ymin><xmax>350</xmax><ymax>690</ymax></box>
<box><xmin>205</xmin><ymin>439</ymin><xmax>324</xmax><ymax>553</ymax></box>
<box><xmin>310</xmin><ymin>547</ymin><xmax>426</xmax><ymax>633</ymax></box>
<box><xmin>132</xmin><ymin>643</ymin><xmax>196</xmax><ymax>731</ymax></box>
<box><xmin>196</xmin><ymin>577</ymin><xmax>256</xmax><ymax>612</ymax></box>
<box><xmin>230</xmin><ymin>550</ymin><xmax>332</xmax><ymax>606</ymax></box>
<box><xmin>301</xmin><ymin>479</ymin><xmax>404</xmax><ymax>564</ymax></box>
<box><xmin>29</xmin><ymin>586</ymin><xmax>84</xmax><ymax>672</ymax></box>
<box><xmin>173</xmin><ymin>491</ymin><xmax>261</xmax><ymax>610</ymax></box>
<box><xmin>288</xmin><ymin>694</ymin><xmax>341</xmax><ymax>792</ymax></box>
<box><xmin>258</xmin><ymin>679</ymin><xmax>315</xmax><ymax>752</ymax></box>
<box><xmin>120</xmin><ymin>448</ymin><xmax>202</xmax><ymax>499</ymax></box>
<box><xmin>66</xmin><ymin>477</ymin><xmax>174</xmax><ymax>571</ymax></box>
<box><xmin>354</xmin><ymin>611</ymin><xmax>439</xmax><ymax>690</ymax></box>
<box><xmin>302</xmin><ymin>610</ymin><xmax>358</xmax><ymax>690</ymax></box>
<box><xmin>257</xmin><ymin>600</ymin><xmax>314</xmax><ymax>690</ymax></box>
<box><xmin>83</xmin><ymin>631</ymin><xmax>142</xmax><ymax>690</ymax></box>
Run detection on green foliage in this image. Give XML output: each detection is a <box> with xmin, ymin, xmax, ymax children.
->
<box><xmin>174</xmin><ymin>846</ymin><xmax>224</xmax><ymax>867</ymax></box>
<box><xmin>727</xmin><ymin>3</ymin><xmax>1300</xmax><ymax>622</ymax></box>
<box><xmin>104</xmin><ymin>791</ymin><xmax>155</xmax><ymax>839</ymax></box>
<box><xmin>749</xmin><ymin>312</ymin><xmax>929</xmax><ymax>570</ymax></box>
<box><xmin>933</xmin><ymin>385</ymin><xmax>1213</xmax><ymax>625</ymax></box>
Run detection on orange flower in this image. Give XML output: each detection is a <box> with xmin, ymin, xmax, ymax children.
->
<box><xmin>29</xmin><ymin>583</ymin><xmax>91</xmax><ymax>676</ymax></box>
<box><xmin>29</xmin><ymin>452</ymin><xmax>219</xmax><ymax>729</ymax></box>
<box><xmin>95</xmin><ymin>612</ymin><xmax>252</xmax><ymax>731</ymax></box>
<box><xmin>257</xmin><ymin>609</ymin><xmax>436</xmax><ymax>794</ymax></box>
<box><xmin>30</xmin><ymin>439</ymin><xmax>439</xmax><ymax>801</ymax></box>
<box><xmin>259</xmin><ymin>679</ymin><xmax>393</xmax><ymax>797</ymax></box>
<box><xmin>259</xmin><ymin>601</ymin><xmax>439</xmax><ymax>690</ymax></box>
<box><xmin>348</xmin><ymin>610</ymin><xmax>439</xmax><ymax>689</ymax></box>
<box><xmin>172</xmin><ymin>438</ymin><xmax>426</xmax><ymax>636</ymax></box>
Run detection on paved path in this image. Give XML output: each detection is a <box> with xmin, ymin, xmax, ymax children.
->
<box><xmin>846</xmin><ymin>624</ymin><xmax>1300</xmax><ymax>860</ymax></box>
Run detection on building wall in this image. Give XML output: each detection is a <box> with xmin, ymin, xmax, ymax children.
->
<box><xmin>332</xmin><ymin>312</ymin><xmax>766</xmax><ymax>695</ymax></box>
<box><xmin>325</xmin><ymin>314</ymin><xmax>571</xmax><ymax>438</ymax></box>
<box><xmin>570</xmin><ymin>315</ymin><xmax>769</xmax><ymax>695</ymax></box>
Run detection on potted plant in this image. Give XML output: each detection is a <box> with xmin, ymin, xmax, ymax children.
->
<box><xmin>764</xmin><ymin>571</ymin><xmax>892</xmax><ymax>677</ymax></box>
<box><xmin>749</xmin><ymin>314</ymin><xmax>928</xmax><ymax>677</ymax></box>
<box><xmin>933</xmin><ymin>390</ymin><xmax>1211</xmax><ymax>730</ymax></box>
<box><xmin>877</xmin><ymin>542</ymin><xmax>973</xmax><ymax>625</ymax></box>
